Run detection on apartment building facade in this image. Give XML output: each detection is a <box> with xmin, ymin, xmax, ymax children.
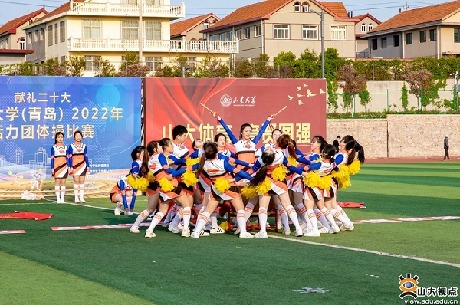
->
<box><xmin>23</xmin><ymin>0</ymin><xmax>237</xmax><ymax>76</ymax></box>
<box><xmin>201</xmin><ymin>0</ymin><xmax>358</xmax><ymax>62</ymax></box>
<box><xmin>365</xmin><ymin>1</ymin><xmax>460</xmax><ymax>59</ymax></box>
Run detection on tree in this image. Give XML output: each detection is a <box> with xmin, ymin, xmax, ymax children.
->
<box><xmin>400</xmin><ymin>82</ymin><xmax>409</xmax><ymax>111</ymax></box>
<box><xmin>95</xmin><ymin>59</ymin><xmax>117</xmax><ymax>77</ymax></box>
<box><xmin>66</xmin><ymin>56</ymin><xmax>85</xmax><ymax>77</ymax></box>
<box><xmin>338</xmin><ymin>63</ymin><xmax>366</xmax><ymax>112</ymax></box>
<box><xmin>327</xmin><ymin>79</ymin><xmax>339</xmax><ymax>112</ymax></box>
<box><xmin>358</xmin><ymin>89</ymin><xmax>371</xmax><ymax>111</ymax></box>
<box><xmin>253</xmin><ymin>54</ymin><xmax>270</xmax><ymax>78</ymax></box>
<box><xmin>118</xmin><ymin>52</ymin><xmax>150</xmax><ymax>77</ymax></box>
<box><xmin>273</xmin><ymin>51</ymin><xmax>296</xmax><ymax>77</ymax></box>
<box><xmin>234</xmin><ymin>59</ymin><xmax>253</xmax><ymax>78</ymax></box>
<box><xmin>194</xmin><ymin>56</ymin><xmax>229</xmax><ymax>78</ymax></box>
<box><xmin>16</xmin><ymin>62</ymin><xmax>35</xmax><ymax>76</ymax></box>
<box><xmin>404</xmin><ymin>67</ymin><xmax>434</xmax><ymax>110</ymax></box>
<box><xmin>293</xmin><ymin>49</ymin><xmax>320</xmax><ymax>78</ymax></box>
<box><xmin>44</xmin><ymin>58</ymin><xmax>66</xmax><ymax>76</ymax></box>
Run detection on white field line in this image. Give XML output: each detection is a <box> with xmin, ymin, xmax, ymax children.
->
<box><xmin>0</xmin><ymin>230</ymin><xmax>26</xmax><ymax>235</ymax></box>
<box><xmin>269</xmin><ymin>235</ymin><xmax>460</xmax><ymax>269</ymax></box>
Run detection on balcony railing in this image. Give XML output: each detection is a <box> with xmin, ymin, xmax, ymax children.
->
<box><xmin>67</xmin><ymin>38</ymin><xmax>239</xmax><ymax>54</ymax></box>
<box><xmin>69</xmin><ymin>1</ymin><xmax>185</xmax><ymax>19</ymax></box>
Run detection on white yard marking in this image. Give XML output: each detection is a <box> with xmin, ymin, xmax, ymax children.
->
<box><xmin>269</xmin><ymin>235</ymin><xmax>460</xmax><ymax>269</ymax></box>
<box><xmin>0</xmin><ymin>230</ymin><xmax>26</xmax><ymax>235</ymax></box>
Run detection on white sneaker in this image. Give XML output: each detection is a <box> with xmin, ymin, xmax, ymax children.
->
<box><xmin>126</xmin><ymin>211</ymin><xmax>133</xmax><ymax>216</ymax></box>
<box><xmin>145</xmin><ymin>230</ymin><xmax>156</xmax><ymax>238</ymax></box>
<box><xmin>295</xmin><ymin>228</ymin><xmax>303</xmax><ymax>237</ymax></box>
<box><xmin>74</xmin><ymin>197</ymin><xmax>80</xmax><ymax>203</ymax></box>
<box><xmin>114</xmin><ymin>206</ymin><xmax>121</xmax><ymax>216</ymax></box>
<box><xmin>80</xmin><ymin>198</ymin><xmax>86</xmax><ymax>203</ymax></box>
<box><xmin>200</xmin><ymin>230</ymin><xmax>210</xmax><ymax>237</ymax></box>
<box><xmin>319</xmin><ymin>227</ymin><xmax>330</xmax><ymax>234</ymax></box>
<box><xmin>233</xmin><ymin>228</ymin><xmax>241</xmax><ymax>235</ymax></box>
<box><xmin>331</xmin><ymin>225</ymin><xmax>340</xmax><ymax>233</ymax></box>
<box><xmin>130</xmin><ymin>226</ymin><xmax>140</xmax><ymax>233</ymax></box>
<box><xmin>239</xmin><ymin>232</ymin><xmax>254</xmax><ymax>238</ymax></box>
<box><xmin>283</xmin><ymin>229</ymin><xmax>291</xmax><ymax>236</ymax></box>
<box><xmin>168</xmin><ymin>223</ymin><xmax>180</xmax><ymax>234</ymax></box>
<box><xmin>304</xmin><ymin>230</ymin><xmax>320</xmax><ymax>237</ymax></box>
<box><xmin>210</xmin><ymin>226</ymin><xmax>225</xmax><ymax>234</ymax></box>
<box><xmin>302</xmin><ymin>227</ymin><xmax>311</xmax><ymax>235</ymax></box>
<box><xmin>190</xmin><ymin>231</ymin><xmax>200</xmax><ymax>239</ymax></box>
<box><xmin>254</xmin><ymin>231</ymin><xmax>268</xmax><ymax>238</ymax></box>
<box><xmin>181</xmin><ymin>229</ymin><xmax>190</xmax><ymax>238</ymax></box>
<box><xmin>340</xmin><ymin>222</ymin><xmax>354</xmax><ymax>231</ymax></box>
<box><xmin>177</xmin><ymin>222</ymin><xmax>184</xmax><ymax>230</ymax></box>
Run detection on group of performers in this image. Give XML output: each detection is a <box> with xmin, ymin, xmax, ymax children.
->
<box><xmin>50</xmin><ymin>130</ymin><xmax>90</xmax><ymax>203</ymax></box>
<box><xmin>110</xmin><ymin>110</ymin><xmax>365</xmax><ymax>239</ymax></box>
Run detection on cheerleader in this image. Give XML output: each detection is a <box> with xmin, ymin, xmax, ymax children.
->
<box><xmin>190</xmin><ymin>142</ymin><xmax>254</xmax><ymax>238</ymax></box>
<box><xmin>67</xmin><ymin>130</ymin><xmax>90</xmax><ymax>203</ymax></box>
<box><xmin>130</xmin><ymin>141</ymin><xmax>161</xmax><ymax>233</ymax></box>
<box><xmin>249</xmin><ymin>143</ymin><xmax>304</xmax><ymax>238</ymax></box>
<box><xmin>111</xmin><ymin>177</ymin><xmax>134</xmax><ymax>215</ymax></box>
<box><xmin>144</xmin><ymin>138</ymin><xmax>193</xmax><ymax>238</ymax></box>
<box><xmin>51</xmin><ymin>132</ymin><xmax>69</xmax><ymax>203</ymax></box>
<box><xmin>125</xmin><ymin>146</ymin><xmax>149</xmax><ymax>215</ymax></box>
<box><xmin>303</xmin><ymin>144</ymin><xmax>341</xmax><ymax>237</ymax></box>
<box><xmin>332</xmin><ymin>135</ymin><xmax>366</xmax><ymax>231</ymax></box>
<box><xmin>215</xmin><ymin>113</ymin><xmax>273</xmax><ymax>225</ymax></box>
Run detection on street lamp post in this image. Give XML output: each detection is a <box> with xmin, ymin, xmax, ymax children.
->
<box><xmin>310</xmin><ymin>9</ymin><xmax>325</xmax><ymax>79</ymax></box>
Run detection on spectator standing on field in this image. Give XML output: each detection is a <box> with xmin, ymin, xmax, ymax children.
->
<box><xmin>443</xmin><ymin>136</ymin><xmax>449</xmax><ymax>160</ymax></box>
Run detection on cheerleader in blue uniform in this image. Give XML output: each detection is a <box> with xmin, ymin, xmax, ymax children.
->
<box><xmin>190</xmin><ymin>142</ymin><xmax>254</xmax><ymax>238</ymax></box>
<box><xmin>125</xmin><ymin>146</ymin><xmax>149</xmax><ymax>215</ymax></box>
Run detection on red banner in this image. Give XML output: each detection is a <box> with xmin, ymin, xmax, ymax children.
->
<box><xmin>144</xmin><ymin>78</ymin><xmax>326</xmax><ymax>152</ymax></box>
<box><xmin>0</xmin><ymin>211</ymin><xmax>53</xmax><ymax>221</ymax></box>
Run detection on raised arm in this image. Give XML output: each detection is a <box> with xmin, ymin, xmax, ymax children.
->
<box><xmin>252</xmin><ymin>117</ymin><xmax>272</xmax><ymax>144</ymax></box>
<box><xmin>217</xmin><ymin>117</ymin><xmax>238</xmax><ymax>144</ymax></box>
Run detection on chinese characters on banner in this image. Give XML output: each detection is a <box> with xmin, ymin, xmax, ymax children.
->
<box><xmin>144</xmin><ymin>78</ymin><xmax>326</xmax><ymax>153</ymax></box>
<box><xmin>0</xmin><ymin>76</ymin><xmax>141</xmax><ymax>174</ymax></box>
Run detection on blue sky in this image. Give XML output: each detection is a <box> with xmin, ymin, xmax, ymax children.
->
<box><xmin>0</xmin><ymin>0</ymin><xmax>449</xmax><ymax>26</ymax></box>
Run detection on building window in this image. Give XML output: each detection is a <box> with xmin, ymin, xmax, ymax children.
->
<box><xmin>419</xmin><ymin>30</ymin><xmax>426</xmax><ymax>43</ymax></box>
<box><xmin>302</xmin><ymin>25</ymin><xmax>318</xmax><ymax>40</ymax></box>
<box><xmin>40</xmin><ymin>28</ymin><xmax>45</xmax><ymax>40</ymax></box>
<box><xmin>28</xmin><ymin>32</ymin><xmax>33</xmax><ymax>44</ymax></box>
<box><xmin>294</xmin><ymin>1</ymin><xmax>301</xmax><ymax>12</ymax></box>
<box><xmin>243</xmin><ymin>27</ymin><xmax>250</xmax><ymax>39</ymax></box>
<box><xmin>361</xmin><ymin>23</ymin><xmax>366</xmax><ymax>33</ymax></box>
<box><xmin>122</xmin><ymin>20</ymin><xmax>139</xmax><ymax>40</ymax></box>
<box><xmin>83</xmin><ymin>19</ymin><xmax>101</xmax><ymax>39</ymax></box>
<box><xmin>372</xmin><ymin>38</ymin><xmax>377</xmax><ymax>50</ymax></box>
<box><xmin>381</xmin><ymin>37</ymin><xmax>387</xmax><ymax>48</ymax></box>
<box><xmin>254</xmin><ymin>25</ymin><xmax>261</xmax><ymax>37</ymax></box>
<box><xmin>35</xmin><ymin>30</ymin><xmax>39</xmax><ymax>42</ymax></box>
<box><xmin>48</xmin><ymin>25</ymin><xmax>53</xmax><ymax>46</ymax></box>
<box><xmin>19</xmin><ymin>38</ymin><xmax>26</xmax><ymax>50</ymax></box>
<box><xmin>60</xmin><ymin>21</ymin><xmax>65</xmax><ymax>43</ymax></box>
<box><xmin>54</xmin><ymin>24</ymin><xmax>58</xmax><ymax>45</ymax></box>
<box><xmin>393</xmin><ymin>35</ymin><xmax>399</xmax><ymax>47</ymax></box>
<box><xmin>455</xmin><ymin>28</ymin><xmax>460</xmax><ymax>43</ymax></box>
<box><xmin>145</xmin><ymin>21</ymin><xmax>161</xmax><ymax>40</ymax></box>
<box><xmin>302</xmin><ymin>2</ymin><xmax>309</xmax><ymax>12</ymax></box>
<box><xmin>188</xmin><ymin>57</ymin><xmax>196</xmax><ymax>68</ymax></box>
<box><xmin>429</xmin><ymin>29</ymin><xmax>436</xmax><ymax>41</ymax></box>
<box><xmin>84</xmin><ymin>55</ymin><xmax>101</xmax><ymax>71</ymax></box>
<box><xmin>368</xmin><ymin>24</ymin><xmax>373</xmax><ymax>31</ymax></box>
<box><xmin>145</xmin><ymin>56</ymin><xmax>162</xmax><ymax>72</ymax></box>
<box><xmin>235</xmin><ymin>29</ymin><xmax>242</xmax><ymax>40</ymax></box>
<box><xmin>274</xmin><ymin>24</ymin><xmax>289</xmax><ymax>39</ymax></box>
<box><xmin>406</xmin><ymin>32</ymin><xmax>412</xmax><ymax>44</ymax></box>
<box><xmin>331</xmin><ymin>25</ymin><xmax>346</xmax><ymax>40</ymax></box>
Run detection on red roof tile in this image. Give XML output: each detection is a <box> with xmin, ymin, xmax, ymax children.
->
<box><xmin>33</xmin><ymin>0</ymin><xmax>85</xmax><ymax>24</ymax></box>
<box><xmin>370</xmin><ymin>1</ymin><xmax>460</xmax><ymax>33</ymax></box>
<box><xmin>353</xmin><ymin>13</ymin><xmax>382</xmax><ymax>25</ymax></box>
<box><xmin>0</xmin><ymin>8</ymin><xmax>47</xmax><ymax>36</ymax></box>
<box><xmin>203</xmin><ymin>0</ymin><xmax>351</xmax><ymax>32</ymax></box>
<box><xmin>170</xmin><ymin>13</ymin><xmax>219</xmax><ymax>37</ymax></box>
<box><xmin>319</xmin><ymin>2</ymin><xmax>348</xmax><ymax>19</ymax></box>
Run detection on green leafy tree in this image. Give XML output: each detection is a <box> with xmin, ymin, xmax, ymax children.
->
<box><xmin>404</xmin><ymin>67</ymin><xmax>434</xmax><ymax>110</ymax></box>
<box><xmin>323</xmin><ymin>48</ymin><xmax>346</xmax><ymax>80</ymax></box>
<box><xmin>16</xmin><ymin>62</ymin><xmax>35</xmax><ymax>76</ymax></box>
<box><xmin>358</xmin><ymin>89</ymin><xmax>371</xmax><ymax>111</ymax></box>
<box><xmin>293</xmin><ymin>49</ymin><xmax>320</xmax><ymax>78</ymax></box>
<box><xmin>118</xmin><ymin>52</ymin><xmax>150</xmax><ymax>77</ymax></box>
<box><xmin>253</xmin><ymin>54</ymin><xmax>270</xmax><ymax>78</ymax></box>
<box><xmin>273</xmin><ymin>51</ymin><xmax>296</xmax><ymax>78</ymax></box>
<box><xmin>234</xmin><ymin>59</ymin><xmax>253</xmax><ymax>78</ymax></box>
<box><xmin>401</xmin><ymin>82</ymin><xmax>409</xmax><ymax>111</ymax></box>
<box><xmin>327</xmin><ymin>79</ymin><xmax>339</xmax><ymax>112</ymax></box>
<box><xmin>95</xmin><ymin>59</ymin><xmax>117</xmax><ymax>77</ymax></box>
<box><xmin>66</xmin><ymin>56</ymin><xmax>85</xmax><ymax>77</ymax></box>
<box><xmin>44</xmin><ymin>58</ymin><xmax>66</xmax><ymax>76</ymax></box>
<box><xmin>338</xmin><ymin>63</ymin><xmax>367</xmax><ymax>112</ymax></box>
<box><xmin>194</xmin><ymin>56</ymin><xmax>229</xmax><ymax>78</ymax></box>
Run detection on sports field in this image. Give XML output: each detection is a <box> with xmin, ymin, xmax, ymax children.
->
<box><xmin>1</xmin><ymin>162</ymin><xmax>459</xmax><ymax>305</ymax></box>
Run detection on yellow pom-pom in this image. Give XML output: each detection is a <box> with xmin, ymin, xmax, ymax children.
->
<box><xmin>158</xmin><ymin>177</ymin><xmax>174</xmax><ymax>192</ymax></box>
<box><xmin>348</xmin><ymin>160</ymin><xmax>361</xmax><ymax>175</ymax></box>
<box><xmin>186</xmin><ymin>158</ymin><xmax>200</xmax><ymax>167</ymax></box>
<box><xmin>241</xmin><ymin>185</ymin><xmax>258</xmax><ymax>199</ymax></box>
<box><xmin>220</xmin><ymin>221</ymin><xmax>228</xmax><ymax>230</ymax></box>
<box><xmin>257</xmin><ymin>178</ymin><xmax>271</xmax><ymax>195</ymax></box>
<box><xmin>181</xmin><ymin>170</ymin><xmax>198</xmax><ymax>187</ymax></box>
<box><xmin>287</xmin><ymin>156</ymin><xmax>298</xmax><ymax>166</ymax></box>
<box><xmin>271</xmin><ymin>165</ymin><xmax>288</xmax><ymax>181</ymax></box>
<box><xmin>214</xmin><ymin>177</ymin><xmax>231</xmax><ymax>193</ymax></box>
<box><xmin>127</xmin><ymin>174</ymin><xmax>149</xmax><ymax>192</ymax></box>
<box><xmin>146</xmin><ymin>171</ymin><xmax>155</xmax><ymax>182</ymax></box>
<box><xmin>303</xmin><ymin>171</ymin><xmax>322</xmax><ymax>188</ymax></box>
<box><xmin>319</xmin><ymin>175</ymin><xmax>332</xmax><ymax>190</ymax></box>
<box><xmin>338</xmin><ymin>176</ymin><xmax>351</xmax><ymax>189</ymax></box>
